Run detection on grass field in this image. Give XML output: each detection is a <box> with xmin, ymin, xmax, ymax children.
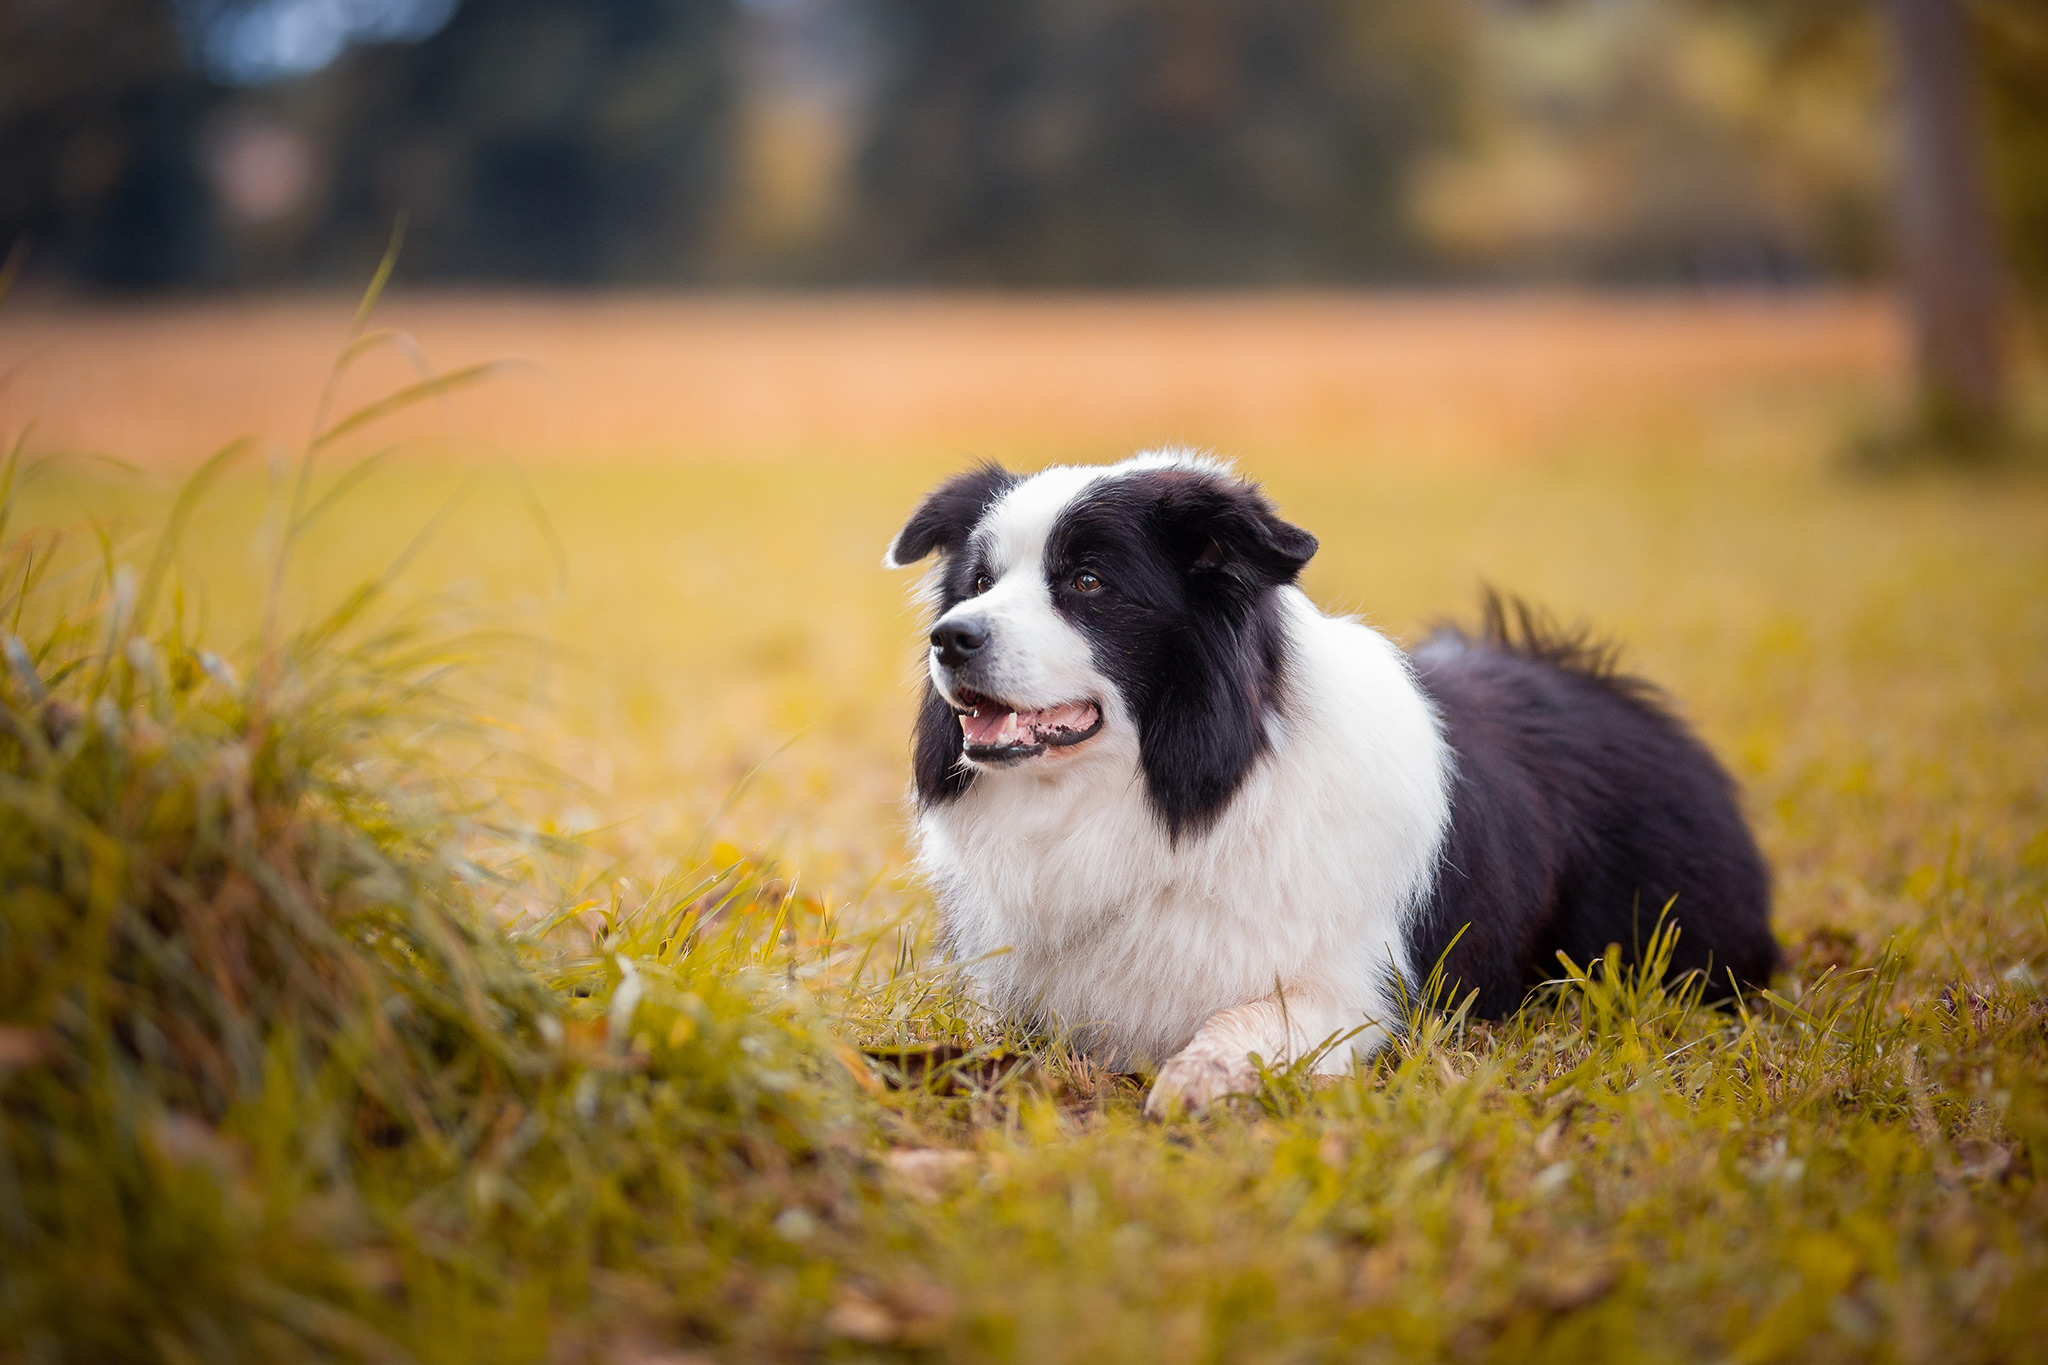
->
<box><xmin>1</xmin><ymin>292</ymin><xmax>2045</xmax><ymax>1362</ymax></box>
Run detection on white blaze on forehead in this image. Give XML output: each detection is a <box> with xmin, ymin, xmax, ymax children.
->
<box><xmin>970</xmin><ymin>448</ymin><xmax>1231</xmax><ymax>575</ymax></box>
<box><xmin>972</xmin><ymin>465</ymin><xmax>1106</xmax><ymax>575</ymax></box>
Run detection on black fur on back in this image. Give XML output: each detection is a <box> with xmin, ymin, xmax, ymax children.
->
<box><xmin>1047</xmin><ymin>468</ymin><xmax>1317</xmax><ymax>839</ymax></box>
<box><xmin>1406</xmin><ymin>590</ymin><xmax>1780</xmax><ymax>1015</ymax></box>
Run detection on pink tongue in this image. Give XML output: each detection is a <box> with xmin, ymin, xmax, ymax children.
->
<box><xmin>959</xmin><ymin>701</ymin><xmax>1098</xmax><ymax>747</ymax></box>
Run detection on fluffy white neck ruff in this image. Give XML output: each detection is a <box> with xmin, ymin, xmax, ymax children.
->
<box><xmin>915</xmin><ymin>588</ymin><xmax>1453</xmax><ymax>1070</ymax></box>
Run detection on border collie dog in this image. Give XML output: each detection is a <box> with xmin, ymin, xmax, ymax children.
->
<box><xmin>885</xmin><ymin>452</ymin><xmax>1778</xmax><ymax>1114</ymax></box>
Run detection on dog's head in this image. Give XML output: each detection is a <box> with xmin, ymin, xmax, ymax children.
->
<box><xmin>885</xmin><ymin>452</ymin><xmax>1317</xmax><ymax>836</ymax></box>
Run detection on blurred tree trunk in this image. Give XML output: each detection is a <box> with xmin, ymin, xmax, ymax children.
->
<box><xmin>1886</xmin><ymin>0</ymin><xmax>2008</xmax><ymax>445</ymax></box>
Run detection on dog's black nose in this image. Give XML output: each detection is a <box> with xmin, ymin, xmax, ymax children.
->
<box><xmin>930</xmin><ymin>621</ymin><xmax>987</xmax><ymax>669</ymax></box>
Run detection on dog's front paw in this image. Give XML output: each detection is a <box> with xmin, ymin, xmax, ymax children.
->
<box><xmin>1144</xmin><ymin>1040</ymin><xmax>1261</xmax><ymax>1118</ymax></box>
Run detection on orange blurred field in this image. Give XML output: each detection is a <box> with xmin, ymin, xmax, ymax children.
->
<box><xmin>0</xmin><ymin>290</ymin><xmax>1899</xmax><ymax>468</ymax></box>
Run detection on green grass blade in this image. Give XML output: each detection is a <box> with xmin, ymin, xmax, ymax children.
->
<box><xmin>309</xmin><ymin>361</ymin><xmax>506</xmax><ymax>454</ymax></box>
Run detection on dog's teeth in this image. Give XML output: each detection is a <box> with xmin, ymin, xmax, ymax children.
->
<box><xmin>998</xmin><ymin>712</ymin><xmax>1019</xmax><ymax>745</ymax></box>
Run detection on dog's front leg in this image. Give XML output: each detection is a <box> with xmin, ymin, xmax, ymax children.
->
<box><xmin>1145</xmin><ymin>989</ymin><xmax>1350</xmax><ymax>1117</ymax></box>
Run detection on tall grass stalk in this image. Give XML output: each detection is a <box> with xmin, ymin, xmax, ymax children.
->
<box><xmin>0</xmin><ymin>275</ymin><xmax>886</xmax><ymax>1363</ymax></box>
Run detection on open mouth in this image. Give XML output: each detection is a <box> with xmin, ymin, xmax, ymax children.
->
<box><xmin>952</xmin><ymin>687</ymin><xmax>1103</xmax><ymax>762</ymax></box>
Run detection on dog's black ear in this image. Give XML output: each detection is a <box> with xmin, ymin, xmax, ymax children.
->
<box><xmin>884</xmin><ymin>462</ymin><xmax>1017</xmax><ymax>568</ymax></box>
<box><xmin>1113</xmin><ymin>469</ymin><xmax>1313</xmax><ymax>840</ymax></box>
<box><xmin>1151</xmin><ymin>473</ymin><xmax>1317</xmax><ymax>589</ymax></box>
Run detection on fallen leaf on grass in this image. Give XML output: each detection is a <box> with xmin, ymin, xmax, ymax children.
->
<box><xmin>824</xmin><ymin>1288</ymin><xmax>899</xmax><ymax>1343</ymax></box>
<box><xmin>0</xmin><ymin>1026</ymin><xmax>53</xmax><ymax>1068</ymax></box>
<box><xmin>825</xmin><ymin>1281</ymin><xmax>955</xmax><ymax>1345</ymax></box>
<box><xmin>605</xmin><ymin>1336</ymin><xmax>715</xmax><ymax>1365</ymax></box>
<box><xmin>1537</xmin><ymin>1260</ymin><xmax>1620</xmax><ymax>1311</ymax></box>
<box><xmin>885</xmin><ymin>1148</ymin><xmax>979</xmax><ymax>1202</ymax></box>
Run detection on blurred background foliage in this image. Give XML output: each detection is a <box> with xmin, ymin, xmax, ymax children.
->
<box><xmin>0</xmin><ymin>0</ymin><xmax>2042</xmax><ymax>300</ymax></box>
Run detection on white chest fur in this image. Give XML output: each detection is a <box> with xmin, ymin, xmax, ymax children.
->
<box><xmin>915</xmin><ymin>590</ymin><xmax>1453</xmax><ymax>1070</ymax></box>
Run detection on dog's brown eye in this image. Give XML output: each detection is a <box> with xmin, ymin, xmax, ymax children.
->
<box><xmin>972</xmin><ymin>572</ymin><xmax>994</xmax><ymax>595</ymax></box>
<box><xmin>1072</xmin><ymin>570</ymin><xmax>1104</xmax><ymax>594</ymax></box>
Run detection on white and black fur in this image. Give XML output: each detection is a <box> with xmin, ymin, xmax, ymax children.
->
<box><xmin>885</xmin><ymin>452</ymin><xmax>1778</xmax><ymax>1113</ymax></box>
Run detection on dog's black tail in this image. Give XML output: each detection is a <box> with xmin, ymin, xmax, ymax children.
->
<box><xmin>1426</xmin><ymin>586</ymin><xmax>1665</xmax><ymax>710</ymax></box>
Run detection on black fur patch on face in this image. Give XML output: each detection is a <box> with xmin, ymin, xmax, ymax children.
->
<box><xmin>889</xmin><ymin>462</ymin><xmax>1018</xmax><ymax>804</ymax></box>
<box><xmin>1046</xmin><ymin>468</ymin><xmax>1317</xmax><ymax>838</ymax></box>
<box><xmin>912</xmin><ymin>682</ymin><xmax>975</xmax><ymax>804</ymax></box>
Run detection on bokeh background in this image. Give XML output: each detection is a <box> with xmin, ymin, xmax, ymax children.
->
<box><xmin>6</xmin><ymin>0</ymin><xmax>2046</xmax><ymax>298</ymax></box>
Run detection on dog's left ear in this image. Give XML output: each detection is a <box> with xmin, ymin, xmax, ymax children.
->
<box><xmin>884</xmin><ymin>462</ymin><xmax>1017</xmax><ymax>568</ymax></box>
<box><xmin>1157</xmin><ymin>476</ymin><xmax>1317</xmax><ymax>588</ymax></box>
<box><xmin>1134</xmin><ymin>473</ymin><xmax>1314</xmax><ymax>840</ymax></box>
